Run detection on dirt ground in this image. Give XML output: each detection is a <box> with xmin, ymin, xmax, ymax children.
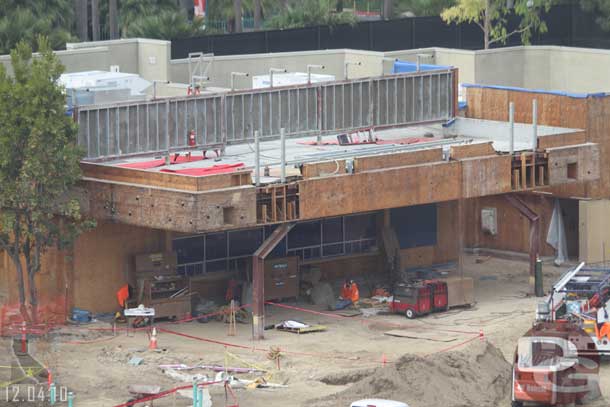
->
<box><xmin>4</xmin><ymin>254</ymin><xmax>610</xmax><ymax>407</ymax></box>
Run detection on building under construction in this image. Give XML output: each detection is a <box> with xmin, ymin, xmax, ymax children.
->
<box><xmin>0</xmin><ymin>39</ymin><xmax>605</xmax><ymax>340</ymax></box>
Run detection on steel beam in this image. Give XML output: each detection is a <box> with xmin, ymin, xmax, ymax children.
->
<box><xmin>252</xmin><ymin>223</ymin><xmax>294</xmax><ymax>340</ymax></box>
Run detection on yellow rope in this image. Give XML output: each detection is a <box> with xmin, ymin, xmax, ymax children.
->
<box><xmin>0</xmin><ymin>367</ymin><xmax>45</xmax><ymax>388</ymax></box>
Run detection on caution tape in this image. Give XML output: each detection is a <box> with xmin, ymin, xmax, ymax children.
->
<box><xmin>264</xmin><ymin>301</ymin><xmax>479</xmax><ymax>336</ymax></box>
<box><xmin>110</xmin><ymin>380</ymin><xmax>223</xmax><ymax>407</ymax></box>
<box><xmin>159</xmin><ymin>327</ymin><xmax>392</xmax><ymax>365</ymax></box>
<box><xmin>0</xmin><ymin>367</ymin><xmax>46</xmax><ymax>389</ymax></box>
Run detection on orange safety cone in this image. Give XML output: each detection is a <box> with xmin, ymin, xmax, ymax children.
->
<box><xmin>381</xmin><ymin>353</ymin><xmax>387</xmax><ymax>367</ymax></box>
<box><xmin>149</xmin><ymin>327</ymin><xmax>158</xmax><ymax>350</ymax></box>
<box><xmin>479</xmin><ymin>329</ymin><xmax>484</xmax><ymax>342</ymax></box>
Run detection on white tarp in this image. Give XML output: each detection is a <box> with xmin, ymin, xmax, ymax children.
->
<box><xmin>546</xmin><ymin>199</ymin><xmax>568</xmax><ymax>266</ymax></box>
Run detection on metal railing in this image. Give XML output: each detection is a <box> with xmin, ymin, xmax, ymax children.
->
<box><xmin>77</xmin><ymin>69</ymin><xmax>455</xmax><ymax>160</ymax></box>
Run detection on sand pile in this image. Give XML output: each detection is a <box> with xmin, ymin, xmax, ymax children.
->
<box><xmin>311</xmin><ymin>341</ymin><xmax>511</xmax><ymax>407</ymax></box>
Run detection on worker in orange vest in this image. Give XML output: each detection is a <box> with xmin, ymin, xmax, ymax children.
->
<box><xmin>332</xmin><ymin>279</ymin><xmax>359</xmax><ymax>310</ymax></box>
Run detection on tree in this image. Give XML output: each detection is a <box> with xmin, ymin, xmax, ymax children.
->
<box><xmin>0</xmin><ymin>0</ymin><xmax>76</xmax><ymax>54</ymax></box>
<box><xmin>266</xmin><ymin>0</ymin><xmax>358</xmax><ymax>29</ymax></box>
<box><xmin>127</xmin><ymin>10</ymin><xmax>205</xmax><ymax>39</ymax></box>
<box><xmin>0</xmin><ymin>37</ymin><xmax>94</xmax><ymax>323</ymax></box>
<box><xmin>118</xmin><ymin>0</ymin><xmax>178</xmax><ymax>36</ymax></box>
<box><xmin>441</xmin><ymin>0</ymin><xmax>550</xmax><ymax>49</ymax></box>
<box><xmin>580</xmin><ymin>0</ymin><xmax>610</xmax><ymax>31</ymax></box>
<box><xmin>234</xmin><ymin>0</ymin><xmax>244</xmax><ymax>32</ymax></box>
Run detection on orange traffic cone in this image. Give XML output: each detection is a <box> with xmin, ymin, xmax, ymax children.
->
<box><xmin>149</xmin><ymin>327</ymin><xmax>158</xmax><ymax>350</ymax></box>
<box><xmin>479</xmin><ymin>329</ymin><xmax>484</xmax><ymax>342</ymax></box>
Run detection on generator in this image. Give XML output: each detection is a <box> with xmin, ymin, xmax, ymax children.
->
<box><xmin>390</xmin><ymin>280</ymin><xmax>448</xmax><ymax>319</ymax></box>
<box><xmin>390</xmin><ymin>282</ymin><xmax>432</xmax><ymax>319</ymax></box>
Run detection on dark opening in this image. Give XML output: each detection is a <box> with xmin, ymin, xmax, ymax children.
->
<box><xmin>567</xmin><ymin>162</ymin><xmax>578</xmax><ymax>180</ymax></box>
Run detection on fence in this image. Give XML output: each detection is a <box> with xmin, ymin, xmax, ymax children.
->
<box><xmin>76</xmin><ymin>69</ymin><xmax>455</xmax><ymax>160</ymax></box>
<box><xmin>171</xmin><ymin>4</ymin><xmax>610</xmax><ymax>59</ymax></box>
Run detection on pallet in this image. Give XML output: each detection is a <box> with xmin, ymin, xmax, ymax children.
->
<box><xmin>276</xmin><ymin>325</ymin><xmax>327</xmax><ymax>334</ymax></box>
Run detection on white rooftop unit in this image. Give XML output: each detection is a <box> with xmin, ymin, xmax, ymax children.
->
<box><xmin>59</xmin><ymin>71</ymin><xmax>151</xmax><ymax>106</ymax></box>
<box><xmin>252</xmin><ymin>72</ymin><xmax>335</xmax><ymax>89</ymax></box>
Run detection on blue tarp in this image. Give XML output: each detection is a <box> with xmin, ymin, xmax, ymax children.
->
<box><xmin>461</xmin><ymin>83</ymin><xmax>607</xmax><ymax>99</ymax></box>
<box><xmin>392</xmin><ymin>60</ymin><xmax>452</xmax><ymax>74</ymax></box>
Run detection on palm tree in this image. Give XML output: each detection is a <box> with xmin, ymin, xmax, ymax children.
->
<box><xmin>0</xmin><ymin>0</ymin><xmax>76</xmax><ymax>53</ymax></box>
<box><xmin>109</xmin><ymin>0</ymin><xmax>119</xmax><ymax>39</ymax></box>
<box><xmin>126</xmin><ymin>9</ymin><xmax>205</xmax><ymax>39</ymax></box>
<box><xmin>234</xmin><ymin>0</ymin><xmax>243</xmax><ymax>32</ymax></box>
<box><xmin>265</xmin><ymin>0</ymin><xmax>357</xmax><ymax>29</ymax></box>
<box><xmin>91</xmin><ymin>0</ymin><xmax>100</xmax><ymax>41</ymax></box>
<box><xmin>254</xmin><ymin>0</ymin><xmax>262</xmax><ymax>29</ymax></box>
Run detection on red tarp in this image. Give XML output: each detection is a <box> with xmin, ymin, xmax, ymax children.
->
<box><xmin>160</xmin><ymin>163</ymin><xmax>244</xmax><ymax>176</ymax></box>
<box><xmin>118</xmin><ymin>155</ymin><xmax>206</xmax><ymax>170</ymax></box>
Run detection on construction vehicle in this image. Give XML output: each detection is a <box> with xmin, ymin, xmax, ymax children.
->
<box><xmin>511</xmin><ymin>321</ymin><xmax>598</xmax><ymax>406</ymax></box>
<box><xmin>548</xmin><ymin>262</ymin><xmax>610</xmax><ymax>355</ymax></box>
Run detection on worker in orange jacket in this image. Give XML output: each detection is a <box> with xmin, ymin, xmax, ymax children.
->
<box><xmin>332</xmin><ymin>279</ymin><xmax>359</xmax><ymax>310</ymax></box>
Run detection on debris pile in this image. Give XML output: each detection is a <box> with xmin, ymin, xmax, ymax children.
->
<box><xmin>312</xmin><ymin>341</ymin><xmax>510</xmax><ymax>407</ymax></box>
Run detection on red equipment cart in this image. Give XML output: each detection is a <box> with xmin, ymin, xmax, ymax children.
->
<box><xmin>390</xmin><ymin>282</ymin><xmax>432</xmax><ymax>319</ymax></box>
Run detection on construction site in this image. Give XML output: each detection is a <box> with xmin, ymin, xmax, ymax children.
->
<box><xmin>3</xmin><ymin>38</ymin><xmax>610</xmax><ymax>406</ymax></box>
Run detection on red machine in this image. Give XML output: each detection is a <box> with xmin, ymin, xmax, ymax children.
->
<box><xmin>390</xmin><ymin>282</ymin><xmax>431</xmax><ymax>319</ymax></box>
<box><xmin>426</xmin><ymin>280</ymin><xmax>448</xmax><ymax>312</ymax></box>
<box><xmin>390</xmin><ymin>280</ymin><xmax>448</xmax><ymax>319</ymax></box>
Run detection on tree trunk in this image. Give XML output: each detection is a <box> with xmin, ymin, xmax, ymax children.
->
<box><xmin>234</xmin><ymin>0</ymin><xmax>243</xmax><ymax>33</ymax></box>
<box><xmin>254</xmin><ymin>0</ymin><xmax>262</xmax><ymax>30</ymax></box>
<box><xmin>91</xmin><ymin>0</ymin><xmax>100</xmax><ymax>41</ymax></box>
<box><xmin>383</xmin><ymin>0</ymin><xmax>393</xmax><ymax>20</ymax></box>
<box><xmin>484</xmin><ymin>0</ymin><xmax>491</xmax><ymax>49</ymax></box>
<box><xmin>13</xmin><ymin>256</ymin><xmax>30</xmax><ymax>323</ymax></box>
<box><xmin>109</xmin><ymin>0</ymin><xmax>119</xmax><ymax>39</ymax></box>
<box><xmin>179</xmin><ymin>0</ymin><xmax>192</xmax><ymax>16</ymax></box>
<box><xmin>75</xmin><ymin>0</ymin><xmax>89</xmax><ymax>41</ymax></box>
<box><xmin>28</xmin><ymin>269</ymin><xmax>38</xmax><ymax>324</ymax></box>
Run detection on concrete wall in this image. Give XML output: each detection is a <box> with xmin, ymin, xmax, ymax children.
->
<box><xmin>4</xmin><ymin>38</ymin><xmax>610</xmax><ymax>93</ymax></box>
<box><xmin>579</xmin><ymin>199</ymin><xmax>610</xmax><ymax>262</ymax></box>
<box><xmin>170</xmin><ymin>49</ymin><xmax>384</xmax><ymax>89</ymax></box>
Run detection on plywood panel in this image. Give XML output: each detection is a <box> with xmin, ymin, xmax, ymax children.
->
<box><xmin>538</xmin><ymin>131</ymin><xmax>587</xmax><ymax>149</ymax></box>
<box><xmin>450</xmin><ymin>142</ymin><xmax>495</xmax><ymax>160</ymax></box>
<box><xmin>467</xmin><ymin>88</ymin><xmax>588</xmax><ymax>130</ymax></box>
<box><xmin>464</xmin><ymin>195</ymin><xmax>555</xmax><ymax>256</ymax></box>
<box><xmin>547</xmin><ymin>143</ymin><xmax>600</xmax><ymax>185</ymax></box>
<box><xmin>356</xmin><ymin>148</ymin><xmax>443</xmax><ymax>171</ymax></box>
<box><xmin>73</xmin><ymin>222</ymin><xmax>164</xmax><ymax>313</ymax></box>
<box><xmin>81</xmin><ymin>162</ymin><xmax>252</xmax><ymax>192</ymax></box>
<box><xmin>299</xmin><ymin>161</ymin><xmax>462</xmax><ymax>219</ymax></box>
<box><xmin>301</xmin><ymin>148</ymin><xmax>443</xmax><ymax>178</ymax></box>
<box><xmin>461</xmin><ymin>155</ymin><xmax>512</xmax><ymax>198</ymax></box>
<box><xmin>84</xmin><ymin>180</ymin><xmax>258</xmax><ymax>233</ymax></box>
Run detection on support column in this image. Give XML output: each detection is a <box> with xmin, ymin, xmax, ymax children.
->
<box><xmin>251</xmin><ymin>223</ymin><xmax>294</xmax><ymax>340</ymax></box>
<box><xmin>505</xmin><ymin>194</ymin><xmax>540</xmax><ymax>294</ymax></box>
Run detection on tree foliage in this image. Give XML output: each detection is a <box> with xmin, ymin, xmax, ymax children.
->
<box><xmin>0</xmin><ymin>37</ymin><xmax>94</xmax><ymax>322</ymax></box>
<box><xmin>265</xmin><ymin>0</ymin><xmax>358</xmax><ymax>29</ymax></box>
<box><xmin>580</xmin><ymin>0</ymin><xmax>610</xmax><ymax>31</ymax></box>
<box><xmin>0</xmin><ymin>0</ymin><xmax>76</xmax><ymax>54</ymax></box>
<box><xmin>396</xmin><ymin>0</ymin><xmax>456</xmax><ymax>17</ymax></box>
<box><xmin>441</xmin><ymin>0</ymin><xmax>551</xmax><ymax>49</ymax></box>
<box><xmin>126</xmin><ymin>10</ymin><xmax>205</xmax><ymax>39</ymax></box>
